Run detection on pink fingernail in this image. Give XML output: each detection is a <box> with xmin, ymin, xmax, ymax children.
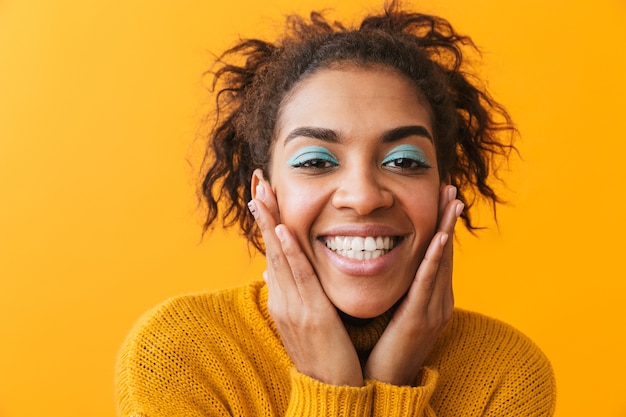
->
<box><xmin>448</xmin><ymin>186</ymin><xmax>457</xmax><ymax>202</ymax></box>
<box><xmin>256</xmin><ymin>184</ymin><xmax>266</xmax><ymax>201</ymax></box>
<box><xmin>247</xmin><ymin>200</ymin><xmax>258</xmax><ymax>218</ymax></box>
<box><xmin>440</xmin><ymin>233</ymin><xmax>449</xmax><ymax>246</ymax></box>
<box><xmin>455</xmin><ymin>202</ymin><xmax>464</xmax><ymax>218</ymax></box>
<box><xmin>274</xmin><ymin>225</ymin><xmax>285</xmax><ymax>241</ymax></box>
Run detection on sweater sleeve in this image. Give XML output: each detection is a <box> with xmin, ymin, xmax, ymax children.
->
<box><xmin>285</xmin><ymin>368</ymin><xmax>374</xmax><ymax>417</ymax></box>
<box><xmin>369</xmin><ymin>367</ymin><xmax>439</xmax><ymax>417</ymax></box>
<box><xmin>285</xmin><ymin>367</ymin><xmax>439</xmax><ymax>417</ymax></box>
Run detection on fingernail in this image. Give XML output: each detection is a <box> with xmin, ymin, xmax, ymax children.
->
<box><xmin>247</xmin><ymin>200</ymin><xmax>258</xmax><ymax>218</ymax></box>
<box><xmin>440</xmin><ymin>233</ymin><xmax>449</xmax><ymax>246</ymax></box>
<box><xmin>274</xmin><ymin>225</ymin><xmax>285</xmax><ymax>241</ymax></box>
<box><xmin>455</xmin><ymin>202</ymin><xmax>464</xmax><ymax>218</ymax></box>
<box><xmin>256</xmin><ymin>184</ymin><xmax>266</xmax><ymax>201</ymax></box>
<box><xmin>448</xmin><ymin>186</ymin><xmax>457</xmax><ymax>202</ymax></box>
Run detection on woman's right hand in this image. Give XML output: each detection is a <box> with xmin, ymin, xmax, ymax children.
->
<box><xmin>249</xmin><ymin>180</ymin><xmax>364</xmax><ymax>387</ymax></box>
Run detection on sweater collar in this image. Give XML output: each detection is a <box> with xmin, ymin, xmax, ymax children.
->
<box><xmin>342</xmin><ymin>309</ymin><xmax>394</xmax><ymax>352</ymax></box>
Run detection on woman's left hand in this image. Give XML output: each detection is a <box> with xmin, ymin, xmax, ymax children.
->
<box><xmin>363</xmin><ymin>185</ymin><xmax>463</xmax><ymax>386</ymax></box>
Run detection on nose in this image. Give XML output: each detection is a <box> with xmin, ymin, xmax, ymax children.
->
<box><xmin>331</xmin><ymin>167</ymin><xmax>393</xmax><ymax>215</ymax></box>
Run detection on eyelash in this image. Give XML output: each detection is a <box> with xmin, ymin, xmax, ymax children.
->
<box><xmin>381</xmin><ymin>149</ymin><xmax>431</xmax><ymax>172</ymax></box>
<box><xmin>289</xmin><ymin>151</ymin><xmax>339</xmax><ymax>170</ymax></box>
<box><xmin>289</xmin><ymin>148</ymin><xmax>431</xmax><ymax>172</ymax></box>
<box><xmin>381</xmin><ymin>158</ymin><xmax>431</xmax><ymax>171</ymax></box>
<box><xmin>291</xmin><ymin>158</ymin><xmax>337</xmax><ymax>169</ymax></box>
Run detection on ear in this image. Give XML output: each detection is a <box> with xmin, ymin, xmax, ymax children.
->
<box><xmin>251</xmin><ymin>168</ymin><xmax>265</xmax><ymax>199</ymax></box>
<box><xmin>251</xmin><ymin>168</ymin><xmax>281</xmax><ymax>223</ymax></box>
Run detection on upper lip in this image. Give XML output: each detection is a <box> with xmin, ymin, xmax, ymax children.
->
<box><xmin>315</xmin><ymin>224</ymin><xmax>407</xmax><ymax>239</ymax></box>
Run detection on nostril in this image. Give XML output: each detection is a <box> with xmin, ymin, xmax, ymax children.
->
<box><xmin>331</xmin><ymin>180</ymin><xmax>393</xmax><ymax>214</ymax></box>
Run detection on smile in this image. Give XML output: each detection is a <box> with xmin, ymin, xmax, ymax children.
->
<box><xmin>323</xmin><ymin>236</ymin><xmax>398</xmax><ymax>260</ymax></box>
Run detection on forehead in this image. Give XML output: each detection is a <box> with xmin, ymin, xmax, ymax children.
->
<box><xmin>274</xmin><ymin>65</ymin><xmax>433</xmax><ymax>141</ymax></box>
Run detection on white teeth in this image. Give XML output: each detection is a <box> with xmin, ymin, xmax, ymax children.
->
<box><xmin>324</xmin><ymin>236</ymin><xmax>396</xmax><ymax>260</ymax></box>
<box><xmin>364</xmin><ymin>236</ymin><xmax>377</xmax><ymax>251</ymax></box>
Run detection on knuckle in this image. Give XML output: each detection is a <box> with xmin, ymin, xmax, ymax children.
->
<box><xmin>422</xmin><ymin>317</ymin><xmax>443</xmax><ymax>335</ymax></box>
<box><xmin>267</xmin><ymin>300</ymin><xmax>284</xmax><ymax>320</ymax></box>
<box><xmin>420</xmin><ymin>275</ymin><xmax>436</xmax><ymax>292</ymax></box>
<box><xmin>281</xmin><ymin>306</ymin><xmax>295</xmax><ymax>323</ymax></box>
<box><xmin>438</xmin><ymin>260</ymin><xmax>452</xmax><ymax>275</ymax></box>
<box><xmin>291</xmin><ymin>268</ymin><xmax>307</xmax><ymax>285</ymax></box>
<box><xmin>267</xmin><ymin>302</ymin><xmax>278</xmax><ymax>317</ymax></box>
<box><xmin>297</xmin><ymin>309</ymin><xmax>324</xmax><ymax>331</ymax></box>
<box><xmin>267</xmin><ymin>252</ymin><xmax>282</xmax><ymax>270</ymax></box>
<box><xmin>417</xmin><ymin>309</ymin><xmax>452</xmax><ymax>334</ymax></box>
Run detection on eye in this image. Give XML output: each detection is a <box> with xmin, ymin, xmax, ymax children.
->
<box><xmin>291</xmin><ymin>159</ymin><xmax>337</xmax><ymax>169</ymax></box>
<box><xmin>381</xmin><ymin>145</ymin><xmax>431</xmax><ymax>172</ymax></box>
<box><xmin>287</xmin><ymin>146</ymin><xmax>339</xmax><ymax>171</ymax></box>
<box><xmin>383</xmin><ymin>157</ymin><xmax>426</xmax><ymax>169</ymax></box>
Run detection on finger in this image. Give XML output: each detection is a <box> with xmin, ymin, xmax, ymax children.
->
<box><xmin>428</xmin><ymin>228</ymin><xmax>454</xmax><ymax>315</ymax></box>
<box><xmin>428</xmin><ymin>200</ymin><xmax>462</xmax><ymax>314</ymax></box>
<box><xmin>437</xmin><ymin>185</ymin><xmax>457</xmax><ymax>224</ymax></box>
<box><xmin>274</xmin><ymin>224</ymin><xmax>328</xmax><ymax>305</ymax></box>
<box><xmin>438</xmin><ymin>198</ymin><xmax>463</xmax><ymax>236</ymax></box>
<box><xmin>253</xmin><ymin>175</ymin><xmax>281</xmax><ymax>225</ymax></box>
<box><xmin>407</xmin><ymin>200</ymin><xmax>462</xmax><ymax>309</ymax></box>
<box><xmin>248</xmin><ymin>198</ymin><xmax>297</xmax><ymax>297</ymax></box>
<box><xmin>442</xmin><ymin>242</ymin><xmax>455</xmax><ymax>315</ymax></box>
<box><xmin>407</xmin><ymin>231</ymin><xmax>449</xmax><ymax>309</ymax></box>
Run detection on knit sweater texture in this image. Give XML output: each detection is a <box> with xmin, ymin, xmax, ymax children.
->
<box><xmin>115</xmin><ymin>281</ymin><xmax>556</xmax><ymax>416</ymax></box>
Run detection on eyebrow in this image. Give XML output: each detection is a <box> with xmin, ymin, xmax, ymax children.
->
<box><xmin>283</xmin><ymin>125</ymin><xmax>433</xmax><ymax>145</ymax></box>
<box><xmin>381</xmin><ymin>125</ymin><xmax>433</xmax><ymax>143</ymax></box>
<box><xmin>284</xmin><ymin>127</ymin><xmax>338</xmax><ymax>144</ymax></box>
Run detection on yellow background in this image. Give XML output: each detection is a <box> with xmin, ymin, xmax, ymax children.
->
<box><xmin>1</xmin><ymin>0</ymin><xmax>625</xmax><ymax>416</ymax></box>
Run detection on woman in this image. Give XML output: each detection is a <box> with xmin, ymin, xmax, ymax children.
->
<box><xmin>116</xmin><ymin>2</ymin><xmax>556</xmax><ymax>416</ymax></box>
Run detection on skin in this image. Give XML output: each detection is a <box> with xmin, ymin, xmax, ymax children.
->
<box><xmin>247</xmin><ymin>66</ymin><xmax>463</xmax><ymax>387</ymax></box>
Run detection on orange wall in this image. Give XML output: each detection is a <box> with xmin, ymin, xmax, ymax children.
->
<box><xmin>1</xmin><ymin>1</ymin><xmax>625</xmax><ymax>416</ymax></box>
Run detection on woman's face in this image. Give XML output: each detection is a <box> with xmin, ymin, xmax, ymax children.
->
<box><xmin>265</xmin><ymin>66</ymin><xmax>442</xmax><ymax>319</ymax></box>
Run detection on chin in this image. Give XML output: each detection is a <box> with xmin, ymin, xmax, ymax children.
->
<box><xmin>332</xmin><ymin>295</ymin><xmax>399</xmax><ymax>320</ymax></box>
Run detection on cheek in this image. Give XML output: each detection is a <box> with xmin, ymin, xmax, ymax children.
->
<box><xmin>274</xmin><ymin>180</ymin><xmax>325</xmax><ymax>245</ymax></box>
<box><xmin>405</xmin><ymin>187</ymin><xmax>440</xmax><ymax>238</ymax></box>
<box><xmin>402</xmin><ymin>191</ymin><xmax>440</xmax><ymax>277</ymax></box>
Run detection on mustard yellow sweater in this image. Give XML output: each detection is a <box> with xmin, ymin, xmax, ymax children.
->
<box><xmin>115</xmin><ymin>281</ymin><xmax>556</xmax><ymax>416</ymax></box>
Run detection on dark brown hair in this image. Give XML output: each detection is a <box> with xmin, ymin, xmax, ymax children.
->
<box><xmin>200</xmin><ymin>1</ymin><xmax>516</xmax><ymax>252</ymax></box>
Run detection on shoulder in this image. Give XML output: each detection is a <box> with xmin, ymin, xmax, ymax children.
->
<box><xmin>118</xmin><ymin>281</ymin><xmax>269</xmax><ymax>356</ymax></box>
<box><xmin>444</xmin><ymin>309</ymin><xmax>552</xmax><ymax>366</ymax></box>
<box><xmin>428</xmin><ymin>309</ymin><xmax>556</xmax><ymax>416</ymax></box>
<box><xmin>124</xmin><ymin>281</ymin><xmax>266</xmax><ymax>337</ymax></box>
<box><xmin>115</xmin><ymin>281</ymin><xmax>273</xmax><ymax>416</ymax></box>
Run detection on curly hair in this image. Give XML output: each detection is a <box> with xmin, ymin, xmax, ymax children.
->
<box><xmin>200</xmin><ymin>1</ymin><xmax>516</xmax><ymax>253</ymax></box>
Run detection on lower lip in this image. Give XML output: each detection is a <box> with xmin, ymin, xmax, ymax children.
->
<box><xmin>317</xmin><ymin>239</ymin><xmax>402</xmax><ymax>276</ymax></box>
